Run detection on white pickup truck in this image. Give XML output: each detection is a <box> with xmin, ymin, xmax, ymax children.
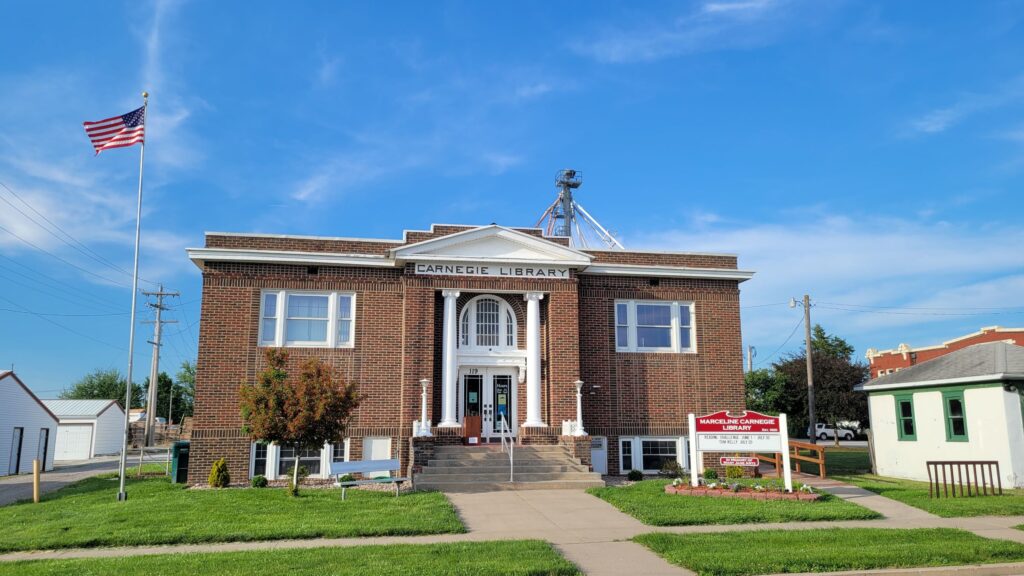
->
<box><xmin>813</xmin><ymin>423</ymin><xmax>855</xmax><ymax>441</ymax></box>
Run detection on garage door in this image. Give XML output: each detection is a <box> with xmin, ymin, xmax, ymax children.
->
<box><xmin>55</xmin><ymin>424</ymin><xmax>93</xmax><ymax>460</ymax></box>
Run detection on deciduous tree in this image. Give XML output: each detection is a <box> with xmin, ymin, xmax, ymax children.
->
<box><xmin>239</xmin><ymin>349</ymin><xmax>360</xmax><ymax>494</ymax></box>
<box><xmin>61</xmin><ymin>368</ymin><xmax>143</xmax><ymax>409</ymax></box>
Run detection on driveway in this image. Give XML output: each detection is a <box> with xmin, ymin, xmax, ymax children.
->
<box><xmin>0</xmin><ymin>456</ymin><xmax>120</xmax><ymax>506</ymax></box>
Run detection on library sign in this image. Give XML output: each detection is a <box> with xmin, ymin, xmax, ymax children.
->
<box><xmin>687</xmin><ymin>410</ymin><xmax>793</xmax><ymax>492</ymax></box>
<box><xmin>413</xmin><ymin>262</ymin><xmax>570</xmax><ymax>279</ymax></box>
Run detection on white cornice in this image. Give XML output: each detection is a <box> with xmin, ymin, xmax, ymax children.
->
<box><xmin>855</xmin><ymin>373</ymin><xmax>1024</xmax><ymax>392</ymax></box>
<box><xmin>581</xmin><ymin>263</ymin><xmax>755</xmax><ymax>282</ymax></box>
<box><xmin>187</xmin><ymin>248</ymin><xmax>394</xmax><ymax>270</ymax></box>
<box><xmin>391</xmin><ymin>225</ymin><xmax>593</xmax><ymax>266</ymax></box>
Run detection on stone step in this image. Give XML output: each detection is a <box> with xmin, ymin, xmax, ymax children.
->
<box><xmin>433</xmin><ymin>444</ymin><xmax>569</xmax><ymax>454</ymax></box>
<box><xmin>419</xmin><ymin>461</ymin><xmax>589</xmax><ymax>471</ymax></box>
<box><xmin>429</xmin><ymin>451</ymin><xmax>575</xmax><ymax>462</ymax></box>
<box><xmin>417</xmin><ymin>471</ymin><xmax>601</xmax><ymax>482</ymax></box>
<box><xmin>415</xmin><ymin>479</ymin><xmax>605</xmax><ymax>492</ymax></box>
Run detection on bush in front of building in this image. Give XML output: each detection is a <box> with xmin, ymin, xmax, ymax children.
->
<box><xmin>702</xmin><ymin>469</ymin><xmax>718</xmax><ymax>481</ymax></box>
<box><xmin>627</xmin><ymin>469</ymin><xmax>644</xmax><ymax>481</ymax></box>
<box><xmin>725</xmin><ymin>466</ymin><xmax>745</xmax><ymax>479</ymax></box>
<box><xmin>208</xmin><ymin>458</ymin><xmax>230</xmax><ymax>488</ymax></box>
<box><xmin>659</xmin><ymin>460</ymin><xmax>684</xmax><ymax>478</ymax></box>
<box><xmin>250</xmin><ymin>474</ymin><xmax>268</xmax><ymax>488</ymax></box>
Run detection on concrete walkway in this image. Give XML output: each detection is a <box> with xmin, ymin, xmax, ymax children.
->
<box><xmin>5</xmin><ymin>475</ymin><xmax>1024</xmax><ymax>575</ymax></box>
<box><xmin>0</xmin><ymin>456</ymin><xmax>119</xmax><ymax>506</ymax></box>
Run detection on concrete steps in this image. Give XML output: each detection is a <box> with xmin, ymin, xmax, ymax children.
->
<box><xmin>416</xmin><ymin>444</ymin><xmax>604</xmax><ymax>492</ymax></box>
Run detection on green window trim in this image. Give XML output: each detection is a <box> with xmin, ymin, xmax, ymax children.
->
<box><xmin>894</xmin><ymin>394</ymin><xmax>917</xmax><ymax>441</ymax></box>
<box><xmin>942</xmin><ymin>390</ymin><xmax>969</xmax><ymax>442</ymax></box>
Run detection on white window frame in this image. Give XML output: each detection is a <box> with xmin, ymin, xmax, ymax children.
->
<box><xmin>459</xmin><ymin>295</ymin><xmax>518</xmax><ymax>351</ymax></box>
<box><xmin>258</xmin><ymin>290</ymin><xmax>357</xmax><ymax>348</ymax></box>
<box><xmin>614</xmin><ymin>300</ymin><xmax>696</xmax><ymax>353</ymax></box>
<box><xmin>618</xmin><ymin>436</ymin><xmax>688</xmax><ymax>474</ymax></box>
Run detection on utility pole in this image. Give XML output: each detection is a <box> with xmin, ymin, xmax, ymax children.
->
<box><xmin>143</xmin><ymin>285</ymin><xmax>178</xmax><ymax>446</ymax></box>
<box><xmin>802</xmin><ymin>294</ymin><xmax>816</xmax><ymax>444</ymax></box>
<box><xmin>746</xmin><ymin>345</ymin><xmax>756</xmax><ymax>373</ymax></box>
<box><xmin>790</xmin><ymin>295</ymin><xmax>816</xmax><ymax>444</ymax></box>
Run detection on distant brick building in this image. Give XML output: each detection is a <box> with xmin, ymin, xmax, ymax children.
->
<box><xmin>185</xmin><ymin>224</ymin><xmax>753</xmax><ymax>483</ymax></box>
<box><xmin>865</xmin><ymin>326</ymin><xmax>1024</xmax><ymax>378</ymax></box>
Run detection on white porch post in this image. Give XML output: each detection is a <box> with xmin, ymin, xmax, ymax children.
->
<box><xmin>523</xmin><ymin>292</ymin><xmax>546</xmax><ymax>427</ymax></box>
<box><xmin>439</xmin><ymin>290</ymin><xmax>461</xmax><ymax>427</ymax></box>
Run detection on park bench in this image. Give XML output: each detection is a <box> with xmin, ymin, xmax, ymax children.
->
<box><xmin>329</xmin><ymin>459</ymin><xmax>408</xmax><ymax>500</ymax></box>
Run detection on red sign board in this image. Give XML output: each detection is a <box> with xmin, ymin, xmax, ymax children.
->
<box><xmin>720</xmin><ymin>456</ymin><xmax>759</xmax><ymax>467</ymax></box>
<box><xmin>695</xmin><ymin>410</ymin><xmax>780</xmax><ymax>434</ymax></box>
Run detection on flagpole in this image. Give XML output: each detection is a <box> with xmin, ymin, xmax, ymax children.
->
<box><xmin>117</xmin><ymin>91</ymin><xmax>148</xmax><ymax>502</ymax></box>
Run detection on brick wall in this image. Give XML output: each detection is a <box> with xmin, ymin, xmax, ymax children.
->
<box><xmin>189</xmin><ymin>227</ymin><xmax>746</xmax><ymax>482</ymax></box>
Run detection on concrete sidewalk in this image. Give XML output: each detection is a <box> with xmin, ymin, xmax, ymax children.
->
<box><xmin>0</xmin><ymin>456</ymin><xmax>119</xmax><ymax>506</ymax></box>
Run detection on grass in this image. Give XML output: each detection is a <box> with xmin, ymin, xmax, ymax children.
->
<box><xmin>587</xmin><ymin>479</ymin><xmax>880</xmax><ymax>525</ymax></box>
<box><xmin>0</xmin><ymin>540</ymin><xmax>580</xmax><ymax>576</ymax></box>
<box><xmin>0</xmin><ymin>473</ymin><xmax>464</xmax><ymax>552</ymax></box>
<box><xmin>793</xmin><ymin>447</ymin><xmax>872</xmax><ymax>476</ymax></box>
<box><xmin>836</xmin><ymin>474</ymin><xmax>1024</xmax><ymax>517</ymax></box>
<box><xmin>635</xmin><ymin>528</ymin><xmax>1024</xmax><ymax>576</ymax></box>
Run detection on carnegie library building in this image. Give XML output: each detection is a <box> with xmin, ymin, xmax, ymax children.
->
<box><xmin>186</xmin><ymin>224</ymin><xmax>753</xmax><ymax>485</ymax></box>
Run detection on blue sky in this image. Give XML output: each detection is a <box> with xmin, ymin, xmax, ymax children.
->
<box><xmin>3</xmin><ymin>1</ymin><xmax>1024</xmax><ymax>396</ymax></box>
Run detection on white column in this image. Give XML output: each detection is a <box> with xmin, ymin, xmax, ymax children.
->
<box><xmin>523</xmin><ymin>292</ymin><xmax>546</xmax><ymax>427</ymax></box>
<box><xmin>439</xmin><ymin>290</ymin><xmax>461</xmax><ymax>427</ymax></box>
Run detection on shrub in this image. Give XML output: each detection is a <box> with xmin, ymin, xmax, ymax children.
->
<box><xmin>627</xmin><ymin>469</ymin><xmax>644</xmax><ymax>481</ymax></box>
<box><xmin>702</xmin><ymin>469</ymin><xmax>718</xmax><ymax>481</ymax></box>
<box><xmin>725</xmin><ymin>466</ymin><xmax>745</xmax><ymax>479</ymax></box>
<box><xmin>250</xmin><ymin>474</ymin><xmax>268</xmax><ymax>488</ymax></box>
<box><xmin>659</xmin><ymin>460</ymin><xmax>684</xmax><ymax>478</ymax></box>
<box><xmin>208</xmin><ymin>458</ymin><xmax>230</xmax><ymax>488</ymax></box>
<box><xmin>339</xmin><ymin>473</ymin><xmax>355</xmax><ymax>482</ymax></box>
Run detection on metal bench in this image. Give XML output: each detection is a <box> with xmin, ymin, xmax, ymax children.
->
<box><xmin>329</xmin><ymin>459</ymin><xmax>408</xmax><ymax>500</ymax></box>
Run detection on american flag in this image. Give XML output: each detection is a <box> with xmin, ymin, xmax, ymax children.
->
<box><xmin>83</xmin><ymin>106</ymin><xmax>145</xmax><ymax>154</ymax></box>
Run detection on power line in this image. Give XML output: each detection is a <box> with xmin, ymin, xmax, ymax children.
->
<box><xmin>0</xmin><ymin>307</ymin><xmax>128</xmax><ymax>317</ymax></box>
<box><xmin>0</xmin><ymin>181</ymin><xmax>156</xmax><ymax>286</ymax></box>
<box><xmin>754</xmin><ymin>315</ymin><xmax>804</xmax><ymax>367</ymax></box>
<box><xmin>0</xmin><ymin>294</ymin><xmax>126</xmax><ymax>352</ymax></box>
<box><xmin>0</xmin><ymin>269</ymin><xmax>130</xmax><ymax>314</ymax></box>
<box><xmin>0</xmin><ymin>253</ymin><xmax>125</xmax><ymax>311</ymax></box>
<box><xmin>818</xmin><ymin>301</ymin><xmax>1024</xmax><ymax>311</ymax></box>
<box><xmin>0</xmin><ymin>221</ymin><xmax>130</xmax><ymax>287</ymax></box>
<box><xmin>816</xmin><ymin>304</ymin><xmax>1024</xmax><ymax>317</ymax></box>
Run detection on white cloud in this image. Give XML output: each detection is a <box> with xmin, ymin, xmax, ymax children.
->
<box><xmin>569</xmin><ymin>0</ymin><xmax>804</xmax><ymax>64</ymax></box>
<box><xmin>632</xmin><ymin>213</ymin><xmax>1024</xmax><ymax>360</ymax></box>
<box><xmin>906</xmin><ymin>76</ymin><xmax>1024</xmax><ymax>136</ymax></box>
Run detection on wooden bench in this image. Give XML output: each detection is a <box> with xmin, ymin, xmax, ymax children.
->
<box><xmin>329</xmin><ymin>459</ymin><xmax>408</xmax><ymax>500</ymax></box>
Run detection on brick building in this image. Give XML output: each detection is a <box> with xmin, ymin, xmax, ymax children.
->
<box><xmin>866</xmin><ymin>326</ymin><xmax>1024</xmax><ymax>378</ymax></box>
<box><xmin>185</xmin><ymin>224</ymin><xmax>753</xmax><ymax>484</ymax></box>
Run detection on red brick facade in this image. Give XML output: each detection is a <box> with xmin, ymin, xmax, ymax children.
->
<box><xmin>187</xmin><ymin>224</ymin><xmax>748</xmax><ymax>482</ymax></box>
<box><xmin>866</xmin><ymin>326</ymin><xmax>1024</xmax><ymax>378</ymax></box>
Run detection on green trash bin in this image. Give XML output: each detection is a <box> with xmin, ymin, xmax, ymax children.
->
<box><xmin>170</xmin><ymin>441</ymin><xmax>190</xmax><ymax>484</ymax></box>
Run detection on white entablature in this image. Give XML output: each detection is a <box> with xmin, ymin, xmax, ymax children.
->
<box><xmin>391</xmin><ymin>225</ymin><xmax>593</xmax><ymax>267</ymax></box>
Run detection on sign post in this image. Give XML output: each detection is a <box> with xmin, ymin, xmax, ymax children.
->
<box><xmin>689</xmin><ymin>410</ymin><xmax>792</xmax><ymax>492</ymax></box>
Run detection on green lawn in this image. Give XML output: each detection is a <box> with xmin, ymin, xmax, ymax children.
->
<box><xmin>0</xmin><ymin>473</ymin><xmax>464</xmax><ymax>552</ymax></box>
<box><xmin>635</xmin><ymin>528</ymin><xmax>1024</xmax><ymax>576</ymax></box>
<box><xmin>587</xmin><ymin>479</ymin><xmax>880</xmax><ymax>526</ymax></box>
<box><xmin>0</xmin><ymin>540</ymin><xmax>579</xmax><ymax>576</ymax></box>
<box><xmin>837</xmin><ymin>474</ymin><xmax>1024</xmax><ymax>517</ymax></box>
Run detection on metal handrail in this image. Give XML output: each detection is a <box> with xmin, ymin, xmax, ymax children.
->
<box><xmin>499</xmin><ymin>414</ymin><xmax>513</xmax><ymax>482</ymax></box>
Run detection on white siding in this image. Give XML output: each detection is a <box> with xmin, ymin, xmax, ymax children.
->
<box><xmin>869</xmin><ymin>386</ymin><xmax>1024</xmax><ymax>487</ymax></box>
<box><xmin>93</xmin><ymin>405</ymin><xmax>125</xmax><ymax>455</ymax></box>
<box><xmin>0</xmin><ymin>377</ymin><xmax>58</xmax><ymax>475</ymax></box>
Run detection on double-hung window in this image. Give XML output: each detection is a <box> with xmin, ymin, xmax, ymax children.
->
<box><xmin>259</xmin><ymin>290</ymin><xmax>356</xmax><ymax>348</ymax></box>
<box><xmin>942</xmin><ymin>390</ymin><xmax>969</xmax><ymax>442</ymax></box>
<box><xmin>614</xmin><ymin>300</ymin><xmax>695</xmax><ymax>353</ymax></box>
<box><xmin>894</xmin><ymin>394</ymin><xmax>916</xmax><ymax>441</ymax></box>
<box><xmin>619</xmin><ymin>436</ymin><xmax>686</xmax><ymax>474</ymax></box>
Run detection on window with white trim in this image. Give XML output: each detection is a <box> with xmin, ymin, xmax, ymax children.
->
<box><xmin>619</xmin><ymin>436</ymin><xmax>687</xmax><ymax>474</ymax></box>
<box><xmin>459</xmin><ymin>295</ymin><xmax>517</xmax><ymax>350</ymax></box>
<box><xmin>614</xmin><ymin>300</ymin><xmax>695</xmax><ymax>353</ymax></box>
<box><xmin>259</xmin><ymin>290</ymin><xmax>356</xmax><ymax>348</ymax></box>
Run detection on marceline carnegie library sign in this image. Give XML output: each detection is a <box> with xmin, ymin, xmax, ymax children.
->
<box><xmin>414</xmin><ymin>262</ymin><xmax>571</xmax><ymax>278</ymax></box>
<box><xmin>688</xmin><ymin>409</ymin><xmax>793</xmax><ymax>492</ymax></box>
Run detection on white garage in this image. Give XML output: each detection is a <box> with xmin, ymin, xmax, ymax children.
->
<box><xmin>42</xmin><ymin>399</ymin><xmax>125</xmax><ymax>461</ymax></box>
<box><xmin>0</xmin><ymin>371</ymin><xmax>58</xmax><ymax>475</ymax></box>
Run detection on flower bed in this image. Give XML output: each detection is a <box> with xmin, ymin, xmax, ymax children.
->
<box><xmin>664</xmin><ymin>483</ymin><xmax>823</xmax><ymax>501</ymax></box>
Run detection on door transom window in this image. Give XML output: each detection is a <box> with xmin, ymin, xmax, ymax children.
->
<box><xmin>459</xmin><ymin>295</ymin><xmax>517</xmax><ymax>350</ymax></box>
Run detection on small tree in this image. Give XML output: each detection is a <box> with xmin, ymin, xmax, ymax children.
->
<box><xmin>239</xmin><ymin>349</ymin><xmax>360</xmax><ymax>495</ymax></box>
